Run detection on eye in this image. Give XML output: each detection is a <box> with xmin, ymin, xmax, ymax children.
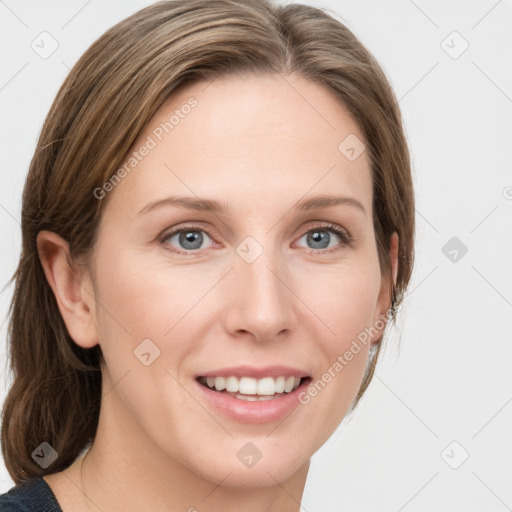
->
<box><xmin>294</xmin><ymin>223</ymin><xmax>352</xmax><ymax>253</ymax></box>
<box><xmin>162</xmin><ymin>225</ymin><xmax>215</xmax><ymax>254</ymax></box>
<box><xmin>160</xmin><ymin>222</ymin><xmax>352</xmax><ymax>255</ymax></box>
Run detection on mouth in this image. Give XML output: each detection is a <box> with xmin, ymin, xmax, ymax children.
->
<box><xmin>197</xmin><ymin>375</ymin><xmax>310</xmax><ymax>401</ymax></box>
<box><xmin>194</xmin><ymin>365</ymin><xmax>312</xmax><ymax>423</ymax></box>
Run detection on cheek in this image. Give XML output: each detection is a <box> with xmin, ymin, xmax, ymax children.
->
<box><xmin>294</xmin><ymin>254</ymin><xmax>382</xmax><ymax>342</ymax></box>
<box><xmin>291</xmin><ymin>258</ymin><xmax>381</xmax><ymax>434</ymax></box>
<box><xmin>93</xmin><ymin>247</ymin><xmax>197</xmax><ymax>345</ymax></box>
<box><xmin>91</xmin><ymin>252</ymin><xmax>211</xmax><ymax>463</ymax></box>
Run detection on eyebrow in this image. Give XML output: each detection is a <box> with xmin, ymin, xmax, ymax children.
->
<box><xmin>138</xmin><ymin>194</ymin><xmax>367</xmax><ymax>217</ymax></box>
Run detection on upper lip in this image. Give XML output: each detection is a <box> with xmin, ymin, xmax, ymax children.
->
<box><xmin>197</xmin><ymin>365</ymin><xmax>310</xmax><ymax>379</ymax></box>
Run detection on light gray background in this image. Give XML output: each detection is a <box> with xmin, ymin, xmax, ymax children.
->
<box><xmin>1</xmin><ymin>1</ymin><xmax>511</xmax><ymax>510</ymax></box>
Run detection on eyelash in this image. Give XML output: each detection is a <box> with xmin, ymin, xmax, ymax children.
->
<box><xmin>160</xmin><ymin>222</ymin><xmax>353</xmax><ymax>256</ymax></box>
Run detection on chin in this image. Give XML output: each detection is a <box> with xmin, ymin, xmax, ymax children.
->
<box><xmin>189</xmin><ymin>442</ymin><xmax>311</xmax><ymax>488</ymax></box>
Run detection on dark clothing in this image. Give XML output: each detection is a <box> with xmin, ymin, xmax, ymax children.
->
<box><xmin>0</xmin><ymin>477</ymin><xmax>63</xmax><ymax>511</ymax></box>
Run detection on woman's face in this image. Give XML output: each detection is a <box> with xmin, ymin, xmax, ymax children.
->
<box><xmin>86</xmin><ymin>72</ymin><xmax>393</xmax><ymax>486</ymax></box>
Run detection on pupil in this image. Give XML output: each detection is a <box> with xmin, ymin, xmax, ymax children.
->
<box><xmin>181</xmin><ymin>230</ymin><xmax>203</xmax><ymax>249</ymax></box>
<box><xmin>309</xmin><ymin>230</ymin><xmax>329</xmax><ymax>249</ymax></box>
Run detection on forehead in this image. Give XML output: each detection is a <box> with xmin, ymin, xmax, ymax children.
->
<box><xmin>102</xmin><ymin>73</ymin><xmax>372</xmax><ymax>218</ymax></box>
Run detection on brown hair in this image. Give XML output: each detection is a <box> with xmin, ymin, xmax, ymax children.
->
<box><xmin>1</xmin><ymin>0</ymin><xmax>414</xmax><ymax>484</ymax></box>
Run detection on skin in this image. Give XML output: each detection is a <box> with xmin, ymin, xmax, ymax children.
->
<box><xmin>38</xmin><ymin>72</ymin><xmax>398</xmax><ymax>512</ymax></box>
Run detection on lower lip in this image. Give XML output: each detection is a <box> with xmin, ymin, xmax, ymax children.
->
<box><xmin>194</xmin><ymin>378</ymin><xmax>310</xmax><ymax>424</ymax></box>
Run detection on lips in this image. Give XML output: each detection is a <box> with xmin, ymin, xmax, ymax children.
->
<box><xmin>194</xmin><ymin>365</ymin><xmax>311</xmax><ymax>422</ymax></box>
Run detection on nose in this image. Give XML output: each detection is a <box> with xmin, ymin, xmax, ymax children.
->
<box><xmin>222</xmin><ymin>241</ymin><xmax>298</xmax><ymax>343</ymax></box>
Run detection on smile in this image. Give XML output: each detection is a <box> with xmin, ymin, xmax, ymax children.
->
<box><xmin>198</xmin><ymin>375</ymin><xmax>303</xmax><ymax>401</ymax></box>
<box><xmin>194</xmin><ymin>366</ymin><xmax>312</xmax><ymax>423</ymax></box>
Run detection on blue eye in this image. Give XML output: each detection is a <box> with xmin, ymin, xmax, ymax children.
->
<box><xmin>161</xmin><ymin>222</ymin><xmax>352</xmax><ymax>255</ymax></box>
<box><xmin>162</xmin><ymin>227</ymin><xmax>214</xmax><ymax>253</ymax></box>
<box><xmin>295</xmin><ymin>224</ymin><xmax>352</xmax><ymax>253</ymax></box>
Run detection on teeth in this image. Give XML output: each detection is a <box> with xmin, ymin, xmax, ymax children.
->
<box><xmin>257</xmin><ymin>377</ymin><xmax>275</xmax><ymax>395</ymax></box>
<box><xmin>202</xmin><ymin>375</ymin><xmax>303</xmax><ymax>395</ymax></box>
<box><xmin>239</xmin><ymin>377</ymin><xmax>257</xmax><ymax>394</ymax></box>
<box><xmin>284</xmin><ymin>376</ymin><xmax>295</xmax><ymax>393</ymax></box>
<box><xmin>275</xmin><ymin>376</ymin><xmax>285</xmax><ymax>393</ymax></box>
<box><xmin>226</xmin><ymin>376</ymin><xmax>239</xmax><ymax>392</ymax></box>
<box><xmin>214</xmin><ymin>376</ymin><xmax>226</xmax><ymax>391</ymax></box>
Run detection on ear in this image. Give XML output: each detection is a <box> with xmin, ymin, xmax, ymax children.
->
<box><xmin>36</xmin><ymin>230</ymin><xmax>98</xmax><ymax>349</ymax></box>
<box><xmin>370</xmin><ymin>231</ymin><xmax>399</xmax><ymax>345</ymax></box>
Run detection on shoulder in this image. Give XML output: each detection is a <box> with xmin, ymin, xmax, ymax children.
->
<box><xmin>0</xmin><ymin>477</ymin><xmax>63</xmax><ymax>512</ymax></box>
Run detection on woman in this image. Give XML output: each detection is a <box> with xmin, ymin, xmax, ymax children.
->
<box><xmin>0</xmin><ymin>0</ymin><xmax>414</xmax><ymax>510</ymax></box>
